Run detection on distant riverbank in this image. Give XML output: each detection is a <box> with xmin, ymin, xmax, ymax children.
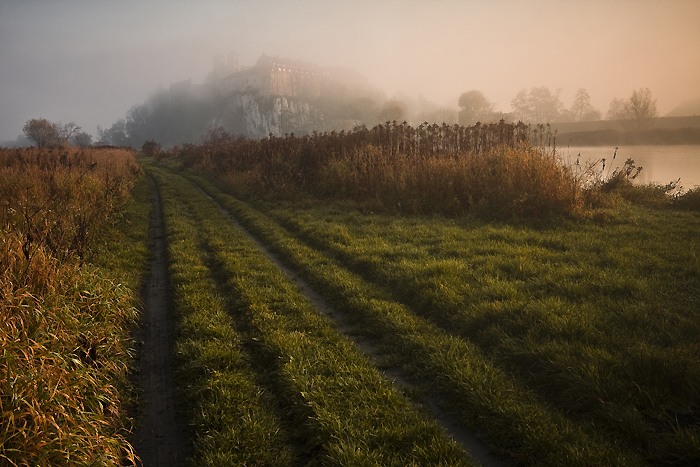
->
<box><xmin>552</xmin><ymin>116</ymin><xmax>700</xmax><ymax>146</ymax></box>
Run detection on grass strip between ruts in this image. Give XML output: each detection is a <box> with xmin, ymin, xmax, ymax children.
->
<box><xmin>150</xmin><ymin>165</ymin><xmax>475</xmax><ymax>466</ymax></box>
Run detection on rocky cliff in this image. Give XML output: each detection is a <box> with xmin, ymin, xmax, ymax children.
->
<box><xmin>218</xmin><ymin>94</ymin><xmax>326</xmax><ymax>138</ymax></box>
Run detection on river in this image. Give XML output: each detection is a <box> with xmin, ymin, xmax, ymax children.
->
<box><xmin>557</xmin><ymin>145</ymin><xmax>700</xmax><ymax>190</ymax></box>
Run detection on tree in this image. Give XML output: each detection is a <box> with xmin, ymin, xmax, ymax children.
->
<box><xmin>626</xmin><ymin>87</ymin><xmax>658</xmax><ymax>130</ymax></box>
<box><xmin>606</xmin><ymin>88</ymin><xmax>658</xmax><ymax>130</ymax></box>
<box><xmin>510</xmin><ymin>86</ymin><xmax>566</xmax><ymax>123</ymax></box>
<box><xmin>510</xmin><ymin>89</ymin><xmax>529</xmax><ymax>122</ymax></box>
<box><xmin>97</xmin><ymin>119</ymin><xmax>130</xmax><ymax>146</ymax></box>
<box><xmin>71</xmin><ymin>131</ymin><xmax>93</xmax><ymax>147</ymax></box>
<box><xmin>22</xmin><ymin>118</ymin><xmax>60</xmax><ymax>147</ymax></box>
<box><xmin>606</xmin><ymin>97</ymin><xmax>627</xmax><ymax>120</ymax></box>
<box><xmin>457</xmin><ymin>90</ymin><xmax>494</xmax><ymax>125</ymax></box>
<box><xmin>569</xmin><ymin>88</ymin><xmax>601</xmax><ymax>122</ymax></box>
<box><xmin>22</xmin><ymin>118</ymin><xmax>83</xmax><ymax>147</ymax></box>
<box><xmin>56</xmin><ymin>122</ymin><xmax>81</xmax><ymax>143</ymax></box>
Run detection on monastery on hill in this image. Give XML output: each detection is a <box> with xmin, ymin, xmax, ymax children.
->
<box><xmin>211</xmin><ymin>52</ymin><xmax>366</xmax><ymax>99</ymax></box>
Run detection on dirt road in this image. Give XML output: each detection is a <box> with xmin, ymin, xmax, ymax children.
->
<box><xmin>132</xmin><ymin>178</ymin><xmax>190</xmax><ymax>466</ymax></box>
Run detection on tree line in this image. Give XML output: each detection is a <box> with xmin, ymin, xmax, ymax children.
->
<box><xmin>12</xmin><ymin>85</ymin><xmax>659</xmax><ymax>150</ymax></box>
<box><xmin>457</xmin><ymin>87</ymin><xmax>658</xmax><ymax>129</ymax></box>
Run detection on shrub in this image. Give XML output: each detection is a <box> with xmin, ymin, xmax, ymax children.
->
<box><xmin>673</xmin><ymin>186</ymin><xmax>700</xmax><ymax>211</ymax></box>
<box><xmin>141</xmin><ymin>139</ymin><xmax>162</xmax><ymax>158</ymax></box>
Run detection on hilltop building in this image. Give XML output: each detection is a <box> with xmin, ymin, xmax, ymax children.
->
<box><xmin>214</xmin><ymin>53</ymin><xmax>368</xmax><ymax>99</ymax></box>
<box><xmin>213</xmin><ymin>51</ymin><xmax>243</xmax><ymax>79</ymax></box>
<box><xmin>216</xmin><ymin>54</ymin><xmax>323</xmax><ymax>98</ymax></box>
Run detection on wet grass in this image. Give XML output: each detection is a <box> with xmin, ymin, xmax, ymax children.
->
<box><xmin>255</xmin><ymin>202</ymin><xmax>700</xmax><ymax>465</ymax></box>
<box><xmin>186</xmin><ymin>170</ymin><xmax>700</xmax><ymax>465</ymax></box>
<box><xmin>149</xmin><ymin>164</ymin><xmax>475</xmax><ymax>466</ymax></box>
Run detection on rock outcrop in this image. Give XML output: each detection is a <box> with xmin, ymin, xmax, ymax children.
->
<box><xmin>218</xmin><ymin>93</ymin><xmax>325</xmax><ymax>138</ymax></box>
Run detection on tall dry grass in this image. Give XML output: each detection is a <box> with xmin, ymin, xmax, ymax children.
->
<box><xmin>1</xmin><ymin>147</ymin><xmax>141</xmax><ymax>263</ymax></box>
<box><xmin>179</xmin><ymin>121</ymin><xmax>587</xmax><ymax>218</ymax></box>
<box><xmin>314</xmin><ymin>143</ymin><xmax>584</xmax><ymax>217</ymax></box>
<box><xmin>1</xmin><ymin>147</ymin><xmax>141</xmax><ymax>466</ymax></box>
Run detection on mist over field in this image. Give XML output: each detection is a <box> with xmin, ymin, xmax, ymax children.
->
<box><xmin>1</xmin><ymin>0</ymin><xmax>699</xmax><ymax>144</ymax></box>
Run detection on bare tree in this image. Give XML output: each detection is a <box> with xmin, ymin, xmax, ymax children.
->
<box><xmin>626</xmin><ymin>87</ymin><xmax>658</xmax><ymax>130</ymax></box>
<box><xmin>570</xmin><ymin>88</ymin><xmax>601</xmax><ymax>122</ymax></box>
<box><xmin>56</xmin><ymin>122</ymin><xmax>81</xmax><ymax>143</ymax></box>
<box><xmin>606</xmin><ymin>88</ymin><xmax>658</xmax><ymax>130</ymax></box>
<box><xmin>23</xmin><ymin>118</ymin><xmax>60</xmax><ymax>147</ymax></box>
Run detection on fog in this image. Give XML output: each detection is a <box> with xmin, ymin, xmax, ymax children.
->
<box><xmin>1</xmin><ymin>0</ymin><xmax>699</xmax><ymax>142</ymax></box>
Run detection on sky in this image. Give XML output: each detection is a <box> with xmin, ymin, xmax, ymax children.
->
<box><xmin>1</xmin><ymin>0</ymin><xmax>699</xmax><ymax>142</ymax></box>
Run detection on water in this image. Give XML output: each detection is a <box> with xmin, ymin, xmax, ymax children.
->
<box><xmin>557</xmin><ymin>145</ymin><xmax>700</xmax><ymax>190</ymax></box>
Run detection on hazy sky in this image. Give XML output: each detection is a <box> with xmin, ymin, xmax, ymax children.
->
<box><xmin>1</xmin><ymin>0</ymin><xmax>699</xmax><ymax>141</ymax></box>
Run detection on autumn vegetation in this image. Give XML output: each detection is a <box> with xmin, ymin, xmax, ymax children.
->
<box><xmin>1</xmin><ymin>147</ymin><xmax>145</xmax><ymax>466</ymax></box>
<box><xmin>144</xmin><ymin>159</ymin><xmax>699</xmax><ymax>465</ymax></box>
<box><xmin>180</xmin><ymin>120</ymin><xmax>583</xmax><ymax>218</ymax></box>
<box><xmin>2</xmin><ymin>111</ymin><xmax>698</xmax><ymax>465</ymax></box>
<box><xmin>177</xmin><ymin>120</ymin><xmax>698</xmax><ymax>220</ymax></box>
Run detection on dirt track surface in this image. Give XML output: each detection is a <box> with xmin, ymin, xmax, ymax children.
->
<box><xmin>132</xmin><ymin>178</ymin><xmax>190</xmax><ymax>466</ymax></box>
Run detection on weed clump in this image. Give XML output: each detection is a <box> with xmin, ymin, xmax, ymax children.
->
<box><xmin>674</xmin><ymin>186</ymin><xmax>700</xmax><ymax>211</ymax></box>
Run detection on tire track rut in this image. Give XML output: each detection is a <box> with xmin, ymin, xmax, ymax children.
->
<box><xmin>132</xmin><ymin>177</ymin><xmax>190</xmax><ymax>466</ymax></box>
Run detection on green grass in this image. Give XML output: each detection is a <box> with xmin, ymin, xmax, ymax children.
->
<box><xmin>148</xmin><ymin>164</ymin><xmax>475</xmax><ymax>466</ymax></box>
<box><xmin>254</xmin><ymin>200</ymin><xmax>700</xmax><ymax>466</ymax></box>
<box><xmin>185</xmin><ymin>171</ymin><xmax>660</xmax><ymax>466</ymax></box>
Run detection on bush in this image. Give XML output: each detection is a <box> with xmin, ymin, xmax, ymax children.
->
<box><xmin>141</xmin><ymin>139</ymin><xmax>162</xmax><ymax>158</ymax></box>
<box><xmin>673</xmin><ymin>186</ymin><xmax>700</xmax><ymax>211</ymax></box>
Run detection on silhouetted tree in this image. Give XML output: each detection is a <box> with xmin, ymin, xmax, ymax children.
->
<box><xmin>97</xmin><ymin>119</ymin><xmax>129</xmax><ymax>147</ymax></box>
<box><xmin>606</xmin><ymin>88</ymin><xmax>658</xmax><ymax>130</ymax></box>
<box><xmin>23</xmin><ymin>118</ymin><xmax>60</xmax><ymax>147</ymax></box>
<box><xmin>569</xmin><ymin>88</ymin><xmax>601</xmax><ymax>122</ymax></box>
<box><xmin>56</xmin><ymin>122</ymin><xmax>81</xmax><ymax>143</ymax></box>
<box><xmin>625</xmin><ymin>87</ymin><xmax>658</xmax><ymax>130</ymax></box>
<box><xmin>71</xmin><ymin>131</ymin><xmax>93</xmax><ymax>147</ymax></box>
<box><xmin>457</xmin><ymin>90</ymin><xmax>494</xmax><ymax>125</ymax></box>
<box><xmin>511</xmin><ymin>86</ymin><xmax>566</xmax><ymax>123</ymax></box>
<box><xmin>606</xmin><ymin>97</ymin><xmax>627</xmax><ymax>120</ymax></box>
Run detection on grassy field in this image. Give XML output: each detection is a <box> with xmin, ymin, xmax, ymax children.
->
<box><xmin>4</xmin><ymin>139</ymin><xmax>697</xmax><ymax>465</ymax></box>
<box><xmin>178</xmin><ymin>165</ymin><xmax>699</xmax><ymax>465</ymax></box>
<box><xmin>148</xmin><ymin>162</ymin><xmax>476</xmax><ymax>465</ymax></box>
